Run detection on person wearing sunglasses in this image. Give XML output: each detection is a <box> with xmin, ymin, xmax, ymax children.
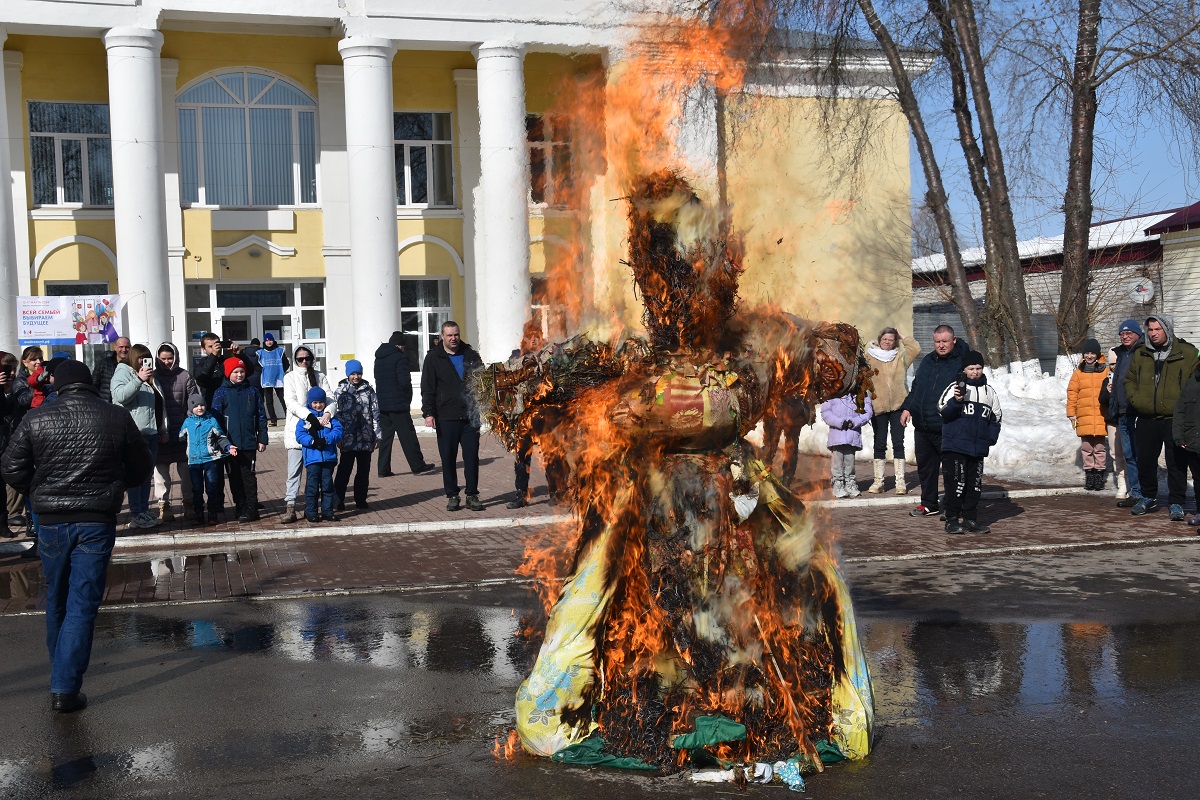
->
<box><xmin>281</xmin><ymin>346</ymin><xmax>331</xmax><ymax>523</ymax></box>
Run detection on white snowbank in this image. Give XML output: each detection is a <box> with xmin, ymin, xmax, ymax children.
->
<box><xmin>751</xmin><ymin>359</ymin><xmax>1101</xmax><ymax>486</ymax></box>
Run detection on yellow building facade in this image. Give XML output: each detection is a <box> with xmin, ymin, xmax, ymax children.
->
<box><xmin>1</xmin><ymin>4</ymin><xmax>916</xmax><ymax>401</ymax></box>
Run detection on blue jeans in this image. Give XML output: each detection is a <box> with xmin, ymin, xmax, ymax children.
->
<box><xmin>128</xmin><ymin>433</ymin><xmax>159</xmax><ymax>515</ymax></box>
<box><xmin>189</xmin><ymin>462</ymin><xmax>224</xmax><ymax>514</ymax></box>
<box><xmin>1118</xmin><ymin>413</ymin><xmax>1141</xmax><ymax>498</ymax></box>
<box><xmin>38</xmin><ymin>521</ymin><xmax>116</xmax><ymax>694</ymax></box>
<box><xmin>305</xmin><ymin>462</ymin><xmax>334</xmax><ymax>519</ymax></box>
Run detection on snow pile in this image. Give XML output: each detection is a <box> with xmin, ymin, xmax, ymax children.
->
<box><xmin>753</xmin><ymin>360</ymin><xmax>1092</xmax><ymax>486</ymax></box>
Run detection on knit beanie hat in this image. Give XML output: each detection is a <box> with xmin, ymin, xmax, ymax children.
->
<box><xmin>53</xmin><ymin>360</ymin><xmax>92</xmax><ymax>388</ymax></box>
<box><xmin>188</xmin><ymin>392</ymin><xmax>206</xmax><ymax>409</ymax></box>
<box><xmin>964</xmin><ymin>350</ymin><xmax>985</xmax><ymax>368</ymax></box>
<box><xmin>345</xmin><ymin>359</ymin><xmax>363</xmax><ymax>376</ymax></box>
<box><xmin>307</xmin><ymin>386</ymin><xmax>327</xmax><ymax>404</ymax></box>
<box><xmin>224</xmin><ymin>357</ymin><xmax>245</xmax><ymax>378</ymax></box>
<box><xmin>263</xmin><ymin>332</ymin><xmax>275</xmax><ymax>342</ymax></box>
<box><xmin>43</xmin><ymin>357</ymin><xmax>68</xmax><ymax>377</ymax></box>
<box><xmin>1118</xmin><ymin>318</ymin><xmax>1143</xmax><ymax>336</ymax></box>
<box><xmin>1081</xmin><ymin>338</ymin><xmax>1102</xmax><ymax>356</ymax></box>
<box><xmin>388</xmin><ymin>330</ymin><xmax>405</xmax><ymax>346</ymax></box>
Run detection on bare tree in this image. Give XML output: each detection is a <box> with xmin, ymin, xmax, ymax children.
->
<box><xmin>1000</xmin><ymin>0</ymin><xmax>1200</xmax><ymax>353</ymax></box>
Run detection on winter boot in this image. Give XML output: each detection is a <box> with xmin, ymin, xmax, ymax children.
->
<box><xmin>280</xmin><ymin>503</ymin><xmax>297</xmax><ymax>523</ymax></box>
<box><xmin>1115</xmin><ymin>471</ymin><xmax>1128</xmax><ymax>500</ymax></box>
<box><xmin>1094</xmin><ymin>470</ymin><xmax>1107</xmax><ymax>491</ymax></box>
<box><xmin>867</xmin><ymin>460</ymin><xmax>886</xmax><ymax>493</ymax></box>
<box><xmin>1083</xmin><ymin>470</ymin><xmax>1093</xmax><ymax>490</ymax></box>
<box><xmin>159</xmin><ymin>501</ymin><xmax>175</xmax><ymax>522</ymax></box>
<box><xmin>893</xmin><ymin>459</ymin><xmax>908</xmax><ymax>495</ymax></box>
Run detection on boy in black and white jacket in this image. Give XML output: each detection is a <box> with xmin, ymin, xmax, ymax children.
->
<box><xmin>937</xmin><ymin>350</ymin><xmax>1003</xmax><ymax>534</ymax></box>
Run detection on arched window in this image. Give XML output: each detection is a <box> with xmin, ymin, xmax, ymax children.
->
<box><xmin>177</xmin><ymin>70</ymin><xmax>317</xmax><ymax>207</ymax></box>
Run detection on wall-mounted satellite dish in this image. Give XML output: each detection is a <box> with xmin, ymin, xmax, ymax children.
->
<box><xmin>1130</xmin><ymin>280</ymin><xmax>1154</xmax><ymax>305</ymax></box>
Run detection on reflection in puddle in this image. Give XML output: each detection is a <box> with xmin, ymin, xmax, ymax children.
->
<box><xmin>864</xmin><ymin>617</ymin><xmax>1200</xmax><ymax>727</ymax></box>
<box><xmin>0</xmin><ymin>550</ymin><xmax>244</xmax><ymax>611</ymax></box>
<box><xmin>95</xmin><ymin>601</ymin><xmax>521</xmax><ymax>674</ymax></box>
<box><xmin>121</xmin><ymin>743</ymin><xmax>177</xmax><ymax>782</ymax></box>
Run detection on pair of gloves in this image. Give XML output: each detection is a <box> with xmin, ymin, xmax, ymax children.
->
<box><xmin>304</xmin><ymin>413</ymin><xmax>328</xmax><ymax>448</ymax></box>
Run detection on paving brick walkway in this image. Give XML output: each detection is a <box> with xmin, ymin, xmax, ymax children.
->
<box><xmin>2</xmin><ymin>429</ymin><xmax>1196</xmax><ymax>615</ymax></box>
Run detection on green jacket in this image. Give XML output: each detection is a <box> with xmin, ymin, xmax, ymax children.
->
<box><xmin>1173</xmin><ymin>360</ymin><xmax>1200</xmax><ymax>451</ymax></box>
<box><xmin>1124</xmin><ymin>338</ymin><xmax>1199</xmax><ymax>418</ymax></box>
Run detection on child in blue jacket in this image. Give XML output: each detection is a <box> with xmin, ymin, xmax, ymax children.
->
<box><xmin>296</xmin><ymin>386</ymin><xmax>343</xmax><ymax>523</ymax></box>
<box><xmin>178</xmin><ymin>392</ymin><xmax>236</xmax><ymax>525</ymax></box>
<box><xmin>937</xmin><ymin>350</ymin><xmax>1003</xmax><ymax>535</ymax></box>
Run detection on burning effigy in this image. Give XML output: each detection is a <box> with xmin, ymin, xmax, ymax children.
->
<box><xmin>477</xmin><ymin>171</ymin><xmax>875</xmax><ymax>779</ymax></box>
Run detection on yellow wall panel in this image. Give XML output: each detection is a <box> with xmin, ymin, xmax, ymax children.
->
<box><xmin>723</xmin><ymin>95</ymin><xmax>913</xmax><ymax>342</ymax></box>
<box><xmin>393</xmin><ymin>50</ymin><xmax>475</xmax><ymax>110</ymax></box>
<box><xmin>524</xmin><ymin>53</ymin><xmax>603</xmax><ymax>113</ymax></box>
<box><xmin>163</xmin><ymin>32</ymin><xmax>339</xmax><ymax>96</ymax></box>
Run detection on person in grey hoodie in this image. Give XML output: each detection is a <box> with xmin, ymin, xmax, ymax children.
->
<box><xmin>1124</xmin><ymin>312</ymin><xmax>1199</xmax><ymax>520</ymax></box>
<box><xmin>154</xmin><ymin>342</ymin><xmax>198</xmax><ymax>521</ymax></box>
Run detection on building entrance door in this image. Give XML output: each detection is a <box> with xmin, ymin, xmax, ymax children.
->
<box><xmin>220</xmin><ymin>309</ymin><xmax>292</xmax><ymax>347</ymax></box>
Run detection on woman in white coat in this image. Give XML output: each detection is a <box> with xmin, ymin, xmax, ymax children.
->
<box><xmin>280</xmin><ymin>345</ymin><xmax>331</xmax><ymax>522</ymax></box>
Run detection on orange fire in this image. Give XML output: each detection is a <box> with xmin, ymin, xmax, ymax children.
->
<box><xmin>479</xmin><ymin>171</ymin><xmax>872</xmax><ymax>771</ymax></box>
<box><xmin>482</xmin><ymin>2</ymin><xmax>874</xmax><ymax>775</ymax></box>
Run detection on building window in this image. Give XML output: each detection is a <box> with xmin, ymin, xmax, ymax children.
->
<box><xmin>44</xmin><ymin>281</ymin><xmax>110</xmax><ymax>297</ymax></box>
<box><xmin>177</xmin><ymin>71</ymin><xmax>318</xmax><ymax>207</ymax></box>
<box><xmin>394</xmin><ymin>112</ymin><xmax>454</xmax><ymax>207</ymax></box>
<box><xmin>400</xmin><ymin>278</ymin><xmax>452</xmax><ymax>371</ymax></box>
<box><xmin>526</xmin><ymin>113</ymin><xmax>571</xmax><ymax>207</ymax></box>
<box><xmin>28</xmin><ymin>102</ymin><xmax>113</xmax><ymax>207</ymax></box>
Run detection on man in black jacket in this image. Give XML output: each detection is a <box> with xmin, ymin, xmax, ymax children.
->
<box><xmin>89</xmin><ymin>335</ymin><xmax>130</xmax><ymax>404</ymax></box>
<box><xmin>1</xmin><ymin>360</ymin><xmax>154</xmax><ymax>713</ymax></box>
<box><xmin>901</xmin><ymin>324</ymin><xmax>968</xmax><ymax>518</ymax></box>
<box><xmin>374</xmin><ymin>331</ymin><xmax>433</xmax><ymax>477</ymax></box>
<box><xmin>421</xmin><ymin>321</ymin><xmax>484</xmax><ymax>511</ymax></box>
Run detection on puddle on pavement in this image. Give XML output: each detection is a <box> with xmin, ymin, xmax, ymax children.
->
<box><xmin>5</xmin><ymin>597</ymin><xmax>1200</xmax><ymax>798</ymax></box>
<box><xmin>94</xmin><ymin>600</ymin><xmax>524</xmax><ymax>679</ymax></box>
<box><xmin>862</xmin><ymin>617</ymin><xmax>1200</xmax><ymax>727</ymax></box>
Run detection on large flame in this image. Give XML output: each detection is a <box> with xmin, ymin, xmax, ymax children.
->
<box><xmin>483</xmin><ymin>2</ymin><xmax>875</xmax><ymax>776</ymax></box>
<box><xmin>479</xmin><ymin>168</ymin><xmax>874</xmax><ymax>772</ymax></box>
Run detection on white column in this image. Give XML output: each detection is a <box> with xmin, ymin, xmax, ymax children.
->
<box><xmin>103</xmin><ymin>27</ymin><xmax>171</xmax><ymax>346</ymax></box>
<box><xmin>338</xmin><ymin>37</ymin><xmax>400</xmax><ymax>365</ymax></box>
<box><xmin>452</xmin><ymin>68</ymin><xmax>482</xmax><ymax>347</ymax></box>
<box><xmin>473</xmin><ymin>42</ymin><xmax>530</xmax><ymax>363</ymax></box>
<box><xmin>315</xmin><ymin>64</ymin><xmax>356</xmax><ymax>381</ymax></box>
<box><xmin>3</xmin><ymin>50</ymin><xmax>28</xmax><ymax>306</ymax></box>
<box><xmin>161</xmin><ymin>58</ymin><xmax>187</xmax><ymax>347</ymax></box>
<box><xmin>0</xmin><ymin>30</ymin><xmax>20</xmax><ymax>344</ymax></box>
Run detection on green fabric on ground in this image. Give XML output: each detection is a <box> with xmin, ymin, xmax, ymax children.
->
<box><xmin>551</xmin><ymin>737</ymin><xmax>658</xmax><ymax>771</ymax></box>
<box><xmin>671</xmin><ymin>716</ymin><xmax>747</xmax><ymax>749</ymax></box>
<box><xmin>817</xmin><ymin>739</ymin><xmax>846</xmax><ymax>764</ymax></box>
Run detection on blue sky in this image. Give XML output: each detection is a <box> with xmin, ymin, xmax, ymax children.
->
<box><xmin>912</xmin><ymin>56</ymin><xmax>1198</xmax><ymax>248</ymax></box>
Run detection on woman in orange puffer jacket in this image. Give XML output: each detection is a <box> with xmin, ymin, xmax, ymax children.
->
<box><xmin>1067</xmin><ymin>338</ymin><xmax>1111</xmax><ymax>490</ymax></box>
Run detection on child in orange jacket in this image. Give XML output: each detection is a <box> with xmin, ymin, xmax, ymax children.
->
<box><xmin>1067</xmin><ymin>338</ymin><xmax>1111</xmax><ymax>490</ymax></box>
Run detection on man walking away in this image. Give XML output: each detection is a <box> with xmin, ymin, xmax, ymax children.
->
<box><xmin>421</xmin><ymin>321</ymin><xmax>484</xmax><ymax>511</ymax></box>
<box><xmin>375</xmin><ymin>332</ymin><xmax>433</xmax><ymax>476</ymax></box>
<box><xmin>1</xmin><ymin>360</ymin><xmax>154</xmax><ymax>713</ymax></box>
<box><xmin>900</xmin><ymin>324</ymin><xmax>968</xmax><ymax>518</ymax></box>
<box><xmin>1124</xmin><ymin>313</ymin><xmax>1198</xmax><ymax>520</ymax></box>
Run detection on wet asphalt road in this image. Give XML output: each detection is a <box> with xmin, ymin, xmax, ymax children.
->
<box><xmin>3</xmin><ymin>541</ymin><xmax>1200</xmax><ymax>799</ymax></box>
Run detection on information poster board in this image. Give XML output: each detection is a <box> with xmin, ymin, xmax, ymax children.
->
<box><xmin>17</xmin><ymin>295</ymin><xmax>127</xmax><ymax>346</ymax></box>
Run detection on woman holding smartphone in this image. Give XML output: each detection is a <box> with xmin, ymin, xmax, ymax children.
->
<box><xmin>111</xmin><ymin>344</ymin><xmax>167</xmax><ymax>529</ymax></box>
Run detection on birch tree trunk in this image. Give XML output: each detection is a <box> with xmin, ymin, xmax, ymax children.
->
<box><xmin>857</xmin><ymin>0</ymin><xmax>983</xmax><ymax>351</ymax></box>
